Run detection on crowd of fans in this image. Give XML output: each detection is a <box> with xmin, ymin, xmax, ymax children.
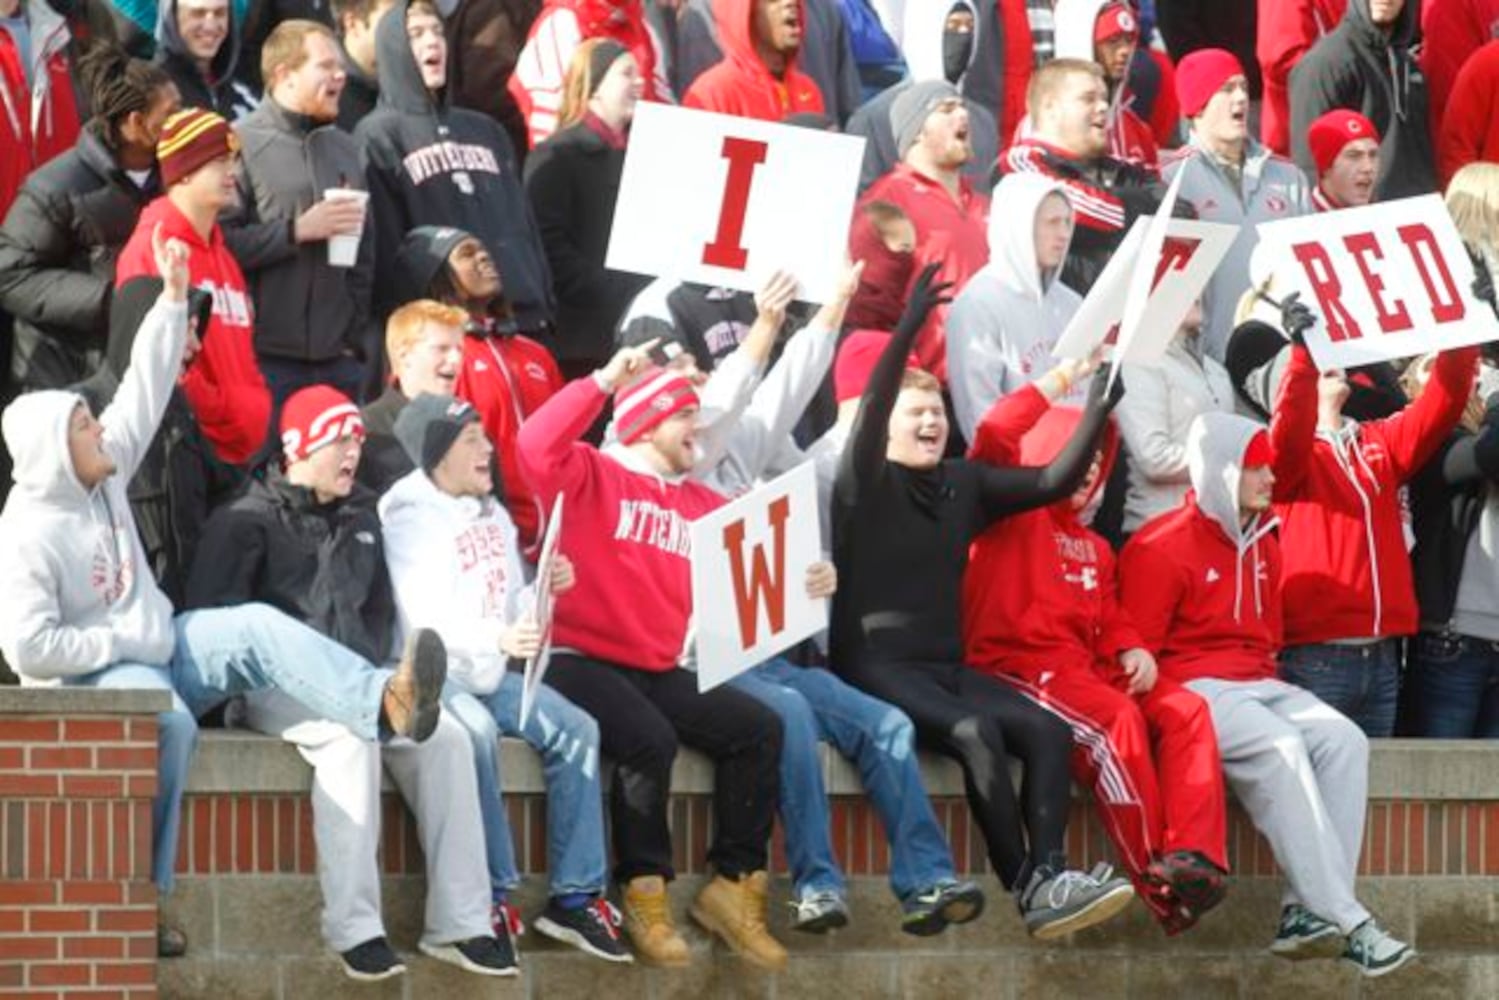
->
<box><xmin>1</xmin><ymin>0</ymin><xmax>1497</xmax><ymax>985</ymax></box>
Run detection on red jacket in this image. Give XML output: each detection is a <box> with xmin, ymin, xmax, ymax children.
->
<box><xmin>1256</xmin><ymin>0</ymin><xmax>1345</xmax><ymax>156</ymax></box>
<box><xmin>1437</xmin><ymin>40</ymin><xmax>1499</xmax><ymax>188</ymax></box>
<box><xmin>1119</xmin><ymin>496</ymin><xmax>1284</xmax><ymax>686</ymax></box>
<box><xmin>455</xmin><ymin>327</ymin><xmax>563</xmax><ymax>553</ymax></box>
<box><xmin>681</xmin><ymin>0</ymin><xmax>824</xmax><ymax>120</ymax></box>
<box><xmin>963</xmin><ymin>385</ymin><xmax>1141</xmax><ymax>684</ymax></box>
<box><xmin>509</xmin><ymin>0</ymin><xmax>667</xmax><ymax>148</ymax></box>
<box><xmin>0</xmin><ymin>5</ymin><xmax>81</xmax><ymax>218</ymax></box>
<box><xmin>855</xmin><ymin>163</ymin><xmax>990</xmax><ymax>382</ymax></box>
<box><xmin>1270</xmin><ymin>344</ymin><xmax>1479</xmax><ymax>645</ymax></box>
<box><xmin>1422</xmin><ymin>0</ymin><xmax>1499</xmax><ymax>149</ymax></box>
<box><xmin>115</xmin><ymin>197</ymin><xmax>271</xmax><ymax>467</ymax></box>
<box><xmin>516</xmin><ymin>375</ymin><xmax>726</xmax><ymax>670</ymax></box>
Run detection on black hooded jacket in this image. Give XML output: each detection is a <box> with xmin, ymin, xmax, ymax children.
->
<box><xmin>155</xmin><ymin>0</ymin><xmax>260</xmax><ymax>119</ymax></box>
<box><xmin>186</xmin><ymin>471</ymin><xmax>394</xmax><ymax>664</ymax></box>
<box><xmin>1288</xmin><ymin>0</ymin><xmax>1434</xmax><ymax>200</ymax></box>
<box><xmin>353</xmin><ymin>0</ymin><xmax>554</xmax><ymax>330</ymax></box>
<box><xmin>0</xmin><ymin>125</ymin><xmax>158</xmax><ymax>390</ymax></box>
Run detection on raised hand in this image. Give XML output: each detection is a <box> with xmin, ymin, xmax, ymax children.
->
<box><xmin>754</xmin><ymin>269</ymin><xmax>800</xmax><ymax>327</ymax></box>
<box><xmin>1089</xmin><ymin>362</ymin><xmax>1127</xmax><ymax>410</ymax></box>
<box><xmin>1279</xmin><ymin>291</ymin><xmax>1316</xmax><ymax>347</ymax></box>
<box><xmin>151</xmin><ymin>222</ymin><xmax>191</xmax><ymax>302</ymax></box>
<box><xmin>895</xmin><ymin>262</ymin><xmax>954</xmax><ymax>339</ymax></box>
<box><xmin>597</xmin><ymin>338</ymin><xmax>661</xmax><ymax>391</ymax></box>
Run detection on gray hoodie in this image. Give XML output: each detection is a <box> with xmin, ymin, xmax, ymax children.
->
<box><xmin>1186</xmin><ymin>411</ymin><xmax>1279</xmax><ymax>625</ymax></box>
<box><xmin>0</xmin><ymin>295</ymin><xmax>187</xmax><ymax>681</ymax></box>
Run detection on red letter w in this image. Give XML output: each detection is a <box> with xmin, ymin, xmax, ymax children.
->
<box><xmin>721</xmin><ymin>495</ymin><xmax>790</xmax><ymax>649</ymax></box>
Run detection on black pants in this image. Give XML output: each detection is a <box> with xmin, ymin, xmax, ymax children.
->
<box><xmin>843</xmin><ymin>659</ymin><xmax>1073</xmax><ymax>889</ymax></box>
<box><xmin>545</xmin><ymin>655</ymin><xmax>783</xmax><ymax>883</ymax></box>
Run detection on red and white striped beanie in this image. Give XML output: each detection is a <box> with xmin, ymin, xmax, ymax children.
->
<box><xmin>613</xmin><ymin>368</ymin><xmax>699</xmax><ymax>444</ymax></box>
<box><xmin>280</xmin><ymin>385</ymin><xmax>365</xmax><ymax>464</ymax></box>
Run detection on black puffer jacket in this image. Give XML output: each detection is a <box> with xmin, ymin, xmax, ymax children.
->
<box><xmin>0</xmin><ymin>126</ymin><xmax>157</xmax><ymax>389</ymax></box>
<box><xmin>1289</xmin><ymin>0</ymin><xmax>1434</xmax><ymax>200</ymax></box>
<box><xmin>185</xmin><ymin>472</ymin><xmax>394</xmax><ymax>664</ymax></box>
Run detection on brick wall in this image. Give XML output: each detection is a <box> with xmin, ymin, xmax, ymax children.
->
<box><xmin>1</xmin><ymin>690</ymin><xmax>168</xmax><ymax>999</ymax></box>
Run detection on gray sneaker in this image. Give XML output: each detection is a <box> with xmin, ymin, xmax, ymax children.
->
<box><xmin>790</xmin><ymin>889</ymin><xmax>850</xmax><ymax>933</ymax></box>
<box><xmin>1268</xmin><ymin>904</ymin><xmax>1343</xmax><ymax>960</ymax></box>
<box><xmin>1017</xmin><ymin>862</ymin><xmax>1135</xmax><ymax>940</ymax></box>
<box><xmin>1342</xmin><ymin>920</ymin><xmax>1415</xmax><ymax>978</ymax></box>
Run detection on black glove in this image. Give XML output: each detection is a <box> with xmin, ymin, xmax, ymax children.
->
<box><xmin>894</xmin><ymin>261</ymin><xmax>955</xmax><ymax>340</ymax></box>
<box><xmin>1089</xmin><ymin>362</ymin><xmax>1126</xmax><ymax>410</ymax></box>
<box><xmin>1279</xmin><ymin>290</ymin><xmax>1316</xmax><ymax>347</ymax></box>
<box><xmin>1470</xmin><ymin>248</ymin><xmax>1497</xmax><ymax>314</ymax></box>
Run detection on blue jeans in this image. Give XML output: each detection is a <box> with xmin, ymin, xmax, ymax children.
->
<box><xmin>168</xmin><ymin>603</ymin><xmax>391</xmax><ymax>739</ymax></box>
<box><xmin>1279</xmin><ymin>640</ymin><xmax>1401</xmax><ymax>738</ymax></box>
<box><xmin>1405</xmin><ymin>632</ymin><xmax>1499</xmax><ymax>738</ymax></box>
<box><xmin>730</xmin><ymin>658</ymin><xmax>957</xmax><ymax>903</ymax></box>
<box><xmin>70</xmin><ymin>663</ymin><xmax>198</xmax><ymax>893</ymax></box>
<box><xmin>444</xmin><ymin>673</ymin><xmax>607</xmax><ymax>899</ymax></box>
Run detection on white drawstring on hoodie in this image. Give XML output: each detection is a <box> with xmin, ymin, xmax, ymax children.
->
<box><xmin>1320</xmin><ymin>420</ymin><xmax>1385</xmax><ymax>635</ymax></box>
<box><xmin>1233</xmin><ymin>513</ymin><xmax>1280</xmax><ymax>624</ymax></box>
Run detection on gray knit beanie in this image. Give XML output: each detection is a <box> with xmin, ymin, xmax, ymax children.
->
<box><xmin>891</xmin><ymin>80</ymin><xmax>961</xmax><ymax>158</ymax></box>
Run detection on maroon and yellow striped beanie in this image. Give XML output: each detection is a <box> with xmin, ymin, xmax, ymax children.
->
<box><xmin>157</xmin><ymin>108</ymin><xmax>240</xmax><ymax>187</ymax></box>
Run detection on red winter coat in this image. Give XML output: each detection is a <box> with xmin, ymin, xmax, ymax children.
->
<box><xmin>454</xmin><ymin>327</ymin><xmax>562</xmax><ymax>552</ymax></box>
<box><xmin>516</xmin><ymin>375</ymin><xmax>726</xmax><ymax>671</ymax></box>
<box><xmin>1270</xmin><ymin>344</ymin><xmax>1478</xmax><ymax>646</ymax></box>
<box><xmin>855</xmin><ymin>163</ymin><xmax>990</xmax><ymax>382</ymax></box>
<box><xmin>963</xmin><ymin>385</ymin><xmax>1142</xmax><ymax>683</ymax></box>
<box><xmin>681</xmin><ymin>0</ymin><xmax>824</xmax><ymax>120</ymax></box>
<box><xmin>1437</xmin><ymin>40</ymin><xmax>1499</xmax><ymax>188</ymax></box>
<box><xmin>115</xmin><ymin>197</ymin><xmax>271</xmax><ymax>467</ymax></box>
<box><xmin>1256</xmin><ymin>0</ymin><xmax>1345</xmax><ymax>156</ymax></box>
<box><xmin>0</xmin><ymin>4</ymin><xmax>81</xmax><ymax>219</ymax></box>
<box><xmin>1422</xmin><ymin>0</ymin><xmax>1499</xmax><ymax>149</ymax></box>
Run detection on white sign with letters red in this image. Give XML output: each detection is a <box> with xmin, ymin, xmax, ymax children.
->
<box><xmin>1255</xmin><ymin>194</ymin><xmax>1499</xmax><ymax>369</ymax></box>
<box><xmin>1053</xmin><ymin>216</ymin><xmax>1239</xmax><ymax>365</ymax></box>
<box><xmin>518</xmin><ymin>493</ymin><xmax>563</xmax><ymax>731</ymax></box>
<box><xmin>605</xmin><ymin>102</ymin><xmax>864</xmax><ymax>302</ymax></box>
<box><xmin>690</xmin><ymin>462</ymin><xmax>825</xmax><ymax>693</ymax></box>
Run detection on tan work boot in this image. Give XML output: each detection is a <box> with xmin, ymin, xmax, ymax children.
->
<box><xmin>689</xmin><ymin>871</ymin><xmax>788</xmax><ymax>972</ymax></box>
<box><xmin>622</xmin><ymin>876</ymin><xmax>690</xmax><ymax>967</ymax></box>
<box><xmin>381</xmin><ymin>628</ymin><xmax>446</xmax><ymax>741</ymax></box>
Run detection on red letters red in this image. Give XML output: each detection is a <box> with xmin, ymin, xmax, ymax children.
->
<box><xmin>702</xmin><ymin>136</ymin><xmax>769</xmax><ymax>271</ymax></box>
<box><xmin>722</xmin><ymin>495</ymin><xmax>790</xmax><ymax>649</ymax></box>
<box><xmin>1342</xmin><ymin>232</ymin><xmax>1412</xmax><ymax>334</ymax></box>
<box><xmin>1397</xmin><ymin>223</ymin><xmax>1466</xmax><ymax>324</ymax></box>
<box><xmin>1292</xmin><ymin>241</ymin><xmax>1364</xmax><ymax>341</ymax></box>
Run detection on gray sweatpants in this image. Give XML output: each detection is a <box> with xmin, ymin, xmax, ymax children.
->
<box><xmin>1186</xmin><ymin>678</ymin><xmax>1372</xmax><ymax>933</ymax></box>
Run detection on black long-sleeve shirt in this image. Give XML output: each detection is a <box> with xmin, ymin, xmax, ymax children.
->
<box><xmin>830</xmin><ymin>315</ymin><xmax>1113</xmax><ymax>668</ymax></box>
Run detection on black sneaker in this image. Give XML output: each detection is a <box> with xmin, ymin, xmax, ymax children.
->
<box><xmin>419</xmin><ymin>935</ymin><xmax>519</xmax><ymax>977</ymax></box>
<box><xmin>339</xmin><ymin>937</ymin><xmax>406</xmax><ymax>981</ymax></box>
<box><xmin>157</xmin><ymin>923</ymin><xmax>188</xmax><ymax>959</ymax></box>
<box><xmin>534</xmin><ymin>897</ymin><xmax>634</xmax><ymax>963</ymax></box>
<box><xmin>902</xmin><ymin>880</ymin><xmax>986</xmax><ymax>937</ymax></box>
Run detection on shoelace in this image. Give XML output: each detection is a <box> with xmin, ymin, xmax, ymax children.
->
<box><xmin>792</xmin><ymin>890</ymin><xmax>843</xmax><ymax>915</ymax></box>
<box><xmin>1044</xmin><ymin>870</ymin><xmax>1098</xmax><ymax>909</ymax></box>
<box><xmin>629</xmin><ymin>887</ymin><xmax>674</xmax><ymax>928</ymax></box>
<box><xmin>589</xmin><ymin>898</ymin><xmax>624</xmax><ymax>940</ymax></box>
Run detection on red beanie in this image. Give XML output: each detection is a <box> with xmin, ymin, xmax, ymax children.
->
<box><xmin>1242</xmin><ymin>430</ymin><xmax>1274</xmax><ymax>469</ymax></box>
<box><xmin>1175</xmin><ymin>48</ymin><xmax>1244</xmax><ymax>119</ymax></box>
<box><xmin>1094</xmin><ymin>2</ymin><xmax>1138</xmax><ymax>44</ymax></box>
<box><xmin>1307</xmin><ymin>109</ymin><xmax>1379</xmax><ymax>176</ymax></box>
<box><xmin>614</xmin><ymin>368</ymin><xmax>699</xmax><ymax>444</ymax></box>
<box><xmin>280</xmin><ymin>385</ymin><xmax>364</xmax><ymax>464</ymax></box>
<box><xmin>834</xmin><ymin>330</ymin><xmax>920</xmax><ymax>403</ymax></box>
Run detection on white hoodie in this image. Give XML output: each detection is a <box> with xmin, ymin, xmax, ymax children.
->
<box><xmin>0</xmin><ymin>296</ymin><xmax>187</xmax><ymax>682</ymax></box>
<box><xmin>946</xmin><ymin>172</ymin><xmax>1087</xmax><ymax>442</ymax></box>
<box><xmin>379</xmin><ymin>470</ymin><xmax>533</xmax><ymax>696</ymax></box>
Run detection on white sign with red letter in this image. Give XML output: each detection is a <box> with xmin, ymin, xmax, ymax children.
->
<box><xmin>518</xmin><ymin>494</ymin><xmax>563</xmax><ymax>731</ymax></box>
<box><xmin>690</xmin><ymin>462</ymin><xmax>825</xmax><ymax>693</ymax></box>
<box><xmin>1255</xmin><ymin>194</ymin><xmax>1499</xmax><ymax>369</ymax></box>
<box><xmin>605</xmin><ymin>102</ymin><xmax>865</xmax><ymax>302</ymax></box>
<box><xmin>1053</xmin><ymin>216</ymin><xmax>1239</xmax><ymax>365</ymax></box>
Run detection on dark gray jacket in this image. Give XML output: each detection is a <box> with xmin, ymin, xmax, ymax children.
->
<box><xmin>227</xmin><ymin>98</ymin><xmax>374</xmax><ymax>364</ymax></box>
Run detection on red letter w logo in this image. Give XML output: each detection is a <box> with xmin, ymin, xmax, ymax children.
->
<box><xmin>721</xmin><ymin>495</ymin><xmax>790</xmax><ymax>649</ymax></box>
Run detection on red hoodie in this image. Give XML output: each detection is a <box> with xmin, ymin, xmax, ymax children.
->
<box><xmin>1436</xmin><ymin>40</ymin><xmax>1499</xmax><ymax>188</ymax></box>
<box><xmin>455</xmin><ymin>328</ymin><xmax>563</xmax><ymax>553</ymax></box>
<box><xmin>1422</xmin><ymin>0</ymin><xmax>1499</xmax><ymax>149</ymax></box>
<box><xmin>1119</xmin><ymin>414</ymin><xmax>1284</xmax><ymax>684</ymax></box>
<box><xmin>0</xmin><ymin>14</ymin><xmax>81</xmax><ymax>219</ymax></box>
<box><xmin>509</xmin><ymin>0</ymin><xmax>666</xmax><ymax>148</ymax></box>
<box><xmin>516</xmin><ymin>375</ymin><xmax>726</xmax><ymax>670</ymax></box>
<box><xmin>963</xmin><ymin>385</ymin><xmax>1142</xmax><ymax>684</ymax></box>
<box><xmin>681</xmin><ymin>0</ymin><xmax>825</xmax><ymax>120</ymax></box>
<box><xmin>1256</xmin><ymin>0</ymin><xmax>1346</xmax><ymax>156</ymax></box>
<box><xmin>1271</xmin><ymin>344</ymin><xmax>1479</xmax><ymax>646</ymax></box>
<box><xmin>115</xmin><ymin>197</ymin><xmax>271</xmax><ymax>467</ymax></box>
<box><xmin>855</xmin><ymin>164</ymin><xmax>990</xmax><ymax>381</ymax></box>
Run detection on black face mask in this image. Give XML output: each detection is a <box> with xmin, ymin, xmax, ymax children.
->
<box><xmin>942</xmin><ymin>29</ymin><xmax>974</xmax><ymax>84</ymax></box>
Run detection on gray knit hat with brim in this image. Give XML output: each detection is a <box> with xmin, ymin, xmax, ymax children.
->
<box><xmin>891</xmin><ymin>81</ymin><xmax>961</xmax><ymax>158</ymax></box>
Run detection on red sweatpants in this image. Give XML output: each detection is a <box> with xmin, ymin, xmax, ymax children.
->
<box><xmin>1001</xmin><ymin>671</ymin><xmax>1228</xmax><ymax>884</ymax></box>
